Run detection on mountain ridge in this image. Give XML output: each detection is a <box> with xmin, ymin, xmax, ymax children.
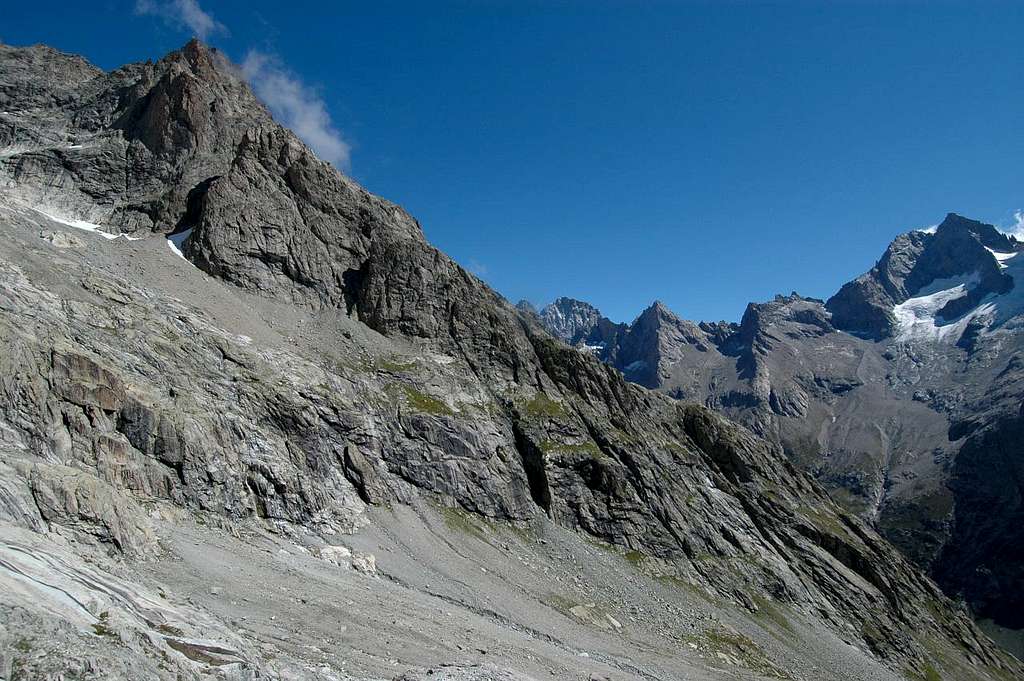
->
<box><xmin>536</xmin><ymin>213</ymin><xmax>1024</xmax><ymax>635</ymax></box>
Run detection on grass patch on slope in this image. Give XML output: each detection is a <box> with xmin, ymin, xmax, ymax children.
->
<box><xmin>524</xmin><ymin>393</ymin><xmax>568</xmax><ymax>419</ymax></box>
<box><xmin>391</xmin><ymin>384</ymin><xmax>454</xmax><ymax>416</ymax></box>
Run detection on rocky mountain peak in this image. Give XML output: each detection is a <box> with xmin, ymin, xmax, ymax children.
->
<box><xmin>538</xmin><ymin>297</ymin><xmax>603</xmax><ymax>343</ymax></box>
<box><xmin>935</xmin><ymin>212</ymin><xmax>1018</xmax><ymax>251</ymax></box>
<box><xmin>645</xmin><ymin>298</ymin><xmax>672</xmax><ymax>314</ymax></box>
<box><xmin>515</xmin><ymin>299</ymin><xmax>538</xmax><ymax>315</ymax></box>
<box><xmin>827</xmin><ymin>215</ymin><xmax>1017</xmax><ymax>339</ymax></box>
<box><xmin>607</xmin><ymin>300</ymin><xmax>718</xmax><ymax>387</ymax></box>
<box><xmin>536</xmin><ymin>297</ymin><xmax>626</xmax><ymax>352</ymax></box>
<box><xmin>737</xmin><ymin>293</ymin><xmax>833</xmax><ymax>345</ymax></box>
<box><xmin>632</xmin><ymin>299</ymin><xmax>686</xmax><ymax>327</ymax></box>
<box><xmin>0</xmin><ymin>38</ymin><xmax>275</xmax><ymax>235</ymax></box>
<box><xmin>122</xmin><ymin>40</ymin><xmax>260</xmax><ymax>156</ymax></box>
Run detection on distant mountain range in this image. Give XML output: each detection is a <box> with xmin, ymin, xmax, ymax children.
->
<box><xmin>533</xmin><ymin>213</ymin><xmax>1024</xmax><ymax>631</ymax></box>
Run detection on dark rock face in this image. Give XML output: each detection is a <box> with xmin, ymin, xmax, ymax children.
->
<box><xmin>187</xmin><ymin>125</ymin><xmax>423</xmax><ymax>308</ymax></box>
<box><xmin>936</xmin><ymin>371</ymin><xmax>1024</xmax><ymax>628</ymax></box>
<box><xmin>0</xmin><ymin>40</ymin><xmax>1020</xmax><ymax>680</ymax></box>
<box><xmin>826</xmin><ymin>231</ymin><xmax>929</xmax><ymax>339</ymax></box>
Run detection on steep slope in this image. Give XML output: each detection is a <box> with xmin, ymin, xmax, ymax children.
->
<box><xmin>0</xmin><ymin>40</ymin><xmax>1018</xmax><ymax>680</ymax></box>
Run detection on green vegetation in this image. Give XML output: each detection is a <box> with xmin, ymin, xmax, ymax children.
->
<box><xmin>544</xmin><ymin>593</ymin><xmax>578</xmax><ymax>615</ymax></box>
<box><xmin>524</xmin><ymin>393</ymin><xmax>568</xmax><ymax>419</ymax></box>
<box><xmin>539</xmin><ymin>438</ymin><xmax>603</xmax><ymax>459</ymax></box>
<box><xmin>752</xmin><ymin>595</ymin><xmax>795</xmax><ymax>634</ymax></box>
<box><xmin>437</xmin><ymin>501</ymin><xmax>540</xmax><ymax>545</ymax></box>
<box><xmin>378</xmin><ymin>357</ymin><xmax>417</xmax><ymax>373</ymax></box>
<box><xmin>879</xmin><ymin>492</ymin><xmax>953</xmax><ymax>537</ymax></box>
<box><xmin>165</xmin><ymin>639</ymin><xmax>232</xmax><ymax>666</ymax></box>
<box><xmin>398</xmin><ymin>385</ymin><xmax>454</xmax><ymax>415</ymax></box>
<box><xmin>800</xmin><ymin>504</ymin><xmax>851</xmax><ymax>538</ymax></box>
<box><xmin>860</xmin><ymin>620</ymin><xmax>887</xmax><ymax>657</ymax></box>
<box><xmin>660</xmin><ymin>438</ymin><xmax>692</xmax><ymax>458</ymax></box>
<box><xmin>10</xmin><ymin>657</ymin><xmax>29</xmax><ymax>681</ymax></box>
<box><xmin>904</xmin><ymin>663</ymin><xmax>943</xmax><ymax>681</ymax></box>
<box><xmin>624</xmin><ymin>550</ymin><xmax>646</xmax><ymax>565</ymax></box>
<box><xmin>155</xmin><ymin>623</ymin><xmax>185</xmax><ymax>637</ymax></box>
<box><xmin>584</xmin><ymin>536</ymin><xmax>648</xmax><ymax>567</ymax></box>
<box><xmin>91</xmin><ymin>611</ymin><xmax>117</xmax><ymax>638</ymax></box>
<box><xmin>685</xmin><ymin>626</ymin><xmax>790</xmax><ymax>679</ymax></box>
<box><xmin>505</xmin><ymin>520</ymin><xmax>538</xmax><ymax>543</ymax></box>
<box><xmin>653</xmin><ymin>573</ymin><xmax>728</xmax><ymax>608</ymax></box>
<box><xmin>826</xmin><ymin>486</ymin><xmax>870</xmax><ymax>516</ymax></box>
<box><xmin>441</xmin><ymin>505</ymin><xmax>486</xmax><ymax>539</ymax></box>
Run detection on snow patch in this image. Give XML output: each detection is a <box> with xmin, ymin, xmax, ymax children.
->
<box><xmin>581</xmin><ymin>342</ymin><xmax>605</xmax><ymax>354</ymax></box>
<box><xmin>893</xmin><ymin>272</ymin><xmax>981</xmax><ymax>342</ymax></box>
<box><xmin>893</xmin><ymin>248</ymin><xmax>1024</xmax><ymax>343</ymax></box>
<box><xmin>986</xmin><ymin>247</ymin><xmax>1018</xmax><ymax>271</ymax></box>
<box><xmin>988</xmin><ymin>246</ymin><xmax>1024</xmax><ymax>325</ymax></box>
<box><xmin>32</xmin><ymin>207</ymin><xmax>138</xmax><ymax>241</ymax></box>
<box><xmin>167</xmin><ymin>228</ymin><xmax>194</xmax><ymax>261</ymax></box>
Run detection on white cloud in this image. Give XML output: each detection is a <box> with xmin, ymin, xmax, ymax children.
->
<box><xmin>135</xmin><ymin>4</ymin><xmax>352</xmax><ymax>170</ymax></box>
<box><xmin>1001</xmin><ymin>210</ymin><xmax>1024</xmax><ymax>241</ymax></box>
<box><xmin>241</xmin><ymin>50</ymin><xmax>351</xmax><ymax>170</ymax></box>
<box><xmin>466</xmin><ymin>259</ymin><xmax>489</xmax><ymax>277</ymax></box>
<box><xmin>135</xmin><ymin>0</ymin><xmax>226</xmax><ymax>40</ymax></box>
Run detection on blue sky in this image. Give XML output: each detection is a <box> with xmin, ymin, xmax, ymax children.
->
<box><xmin>5</xmin><ymin>1</ymin><xmax>1024</xmax><ymax>323</ymax></box>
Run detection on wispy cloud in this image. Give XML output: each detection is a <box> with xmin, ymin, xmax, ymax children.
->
<box><xmin>466</xmin><ymin>259</ymin><xmax>489</xmax><ymax>278</ymax></box>
<box><xmin>241</xmin><ymin>50</ymin><xmax>352</xmax><ymax>170</ymax></box>
<box><xmin>135</xmin><ymin>0</ymin><xmax>226</xmax><ymax>40</ymax></box>
<box><xmin>1001</xmin><ymin>210</ymin><xmax>1024</xmax><ymax>240</ymax></box>
<box><xmin>136</xmin><ymin>2</ymin><xmax>352</xmax><ymax>170</ymax></box>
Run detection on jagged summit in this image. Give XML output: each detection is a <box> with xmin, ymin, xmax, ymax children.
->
<box><xmin>641</xmin><ymin>299</ymin><xmax>672</xmax><ymax>315</ymax></box>
<box><xmin>536</xmin><ymin>296</ymin><xmax>626</xmax><ymax>351</ymax></box>
<box><xmin>935</xmin><ymin>212</ymin><xmax>1020</xmax><ymax>248</ymax></box>
<box><xmin>0</xmin><ymin>38</ymin><xmax>275</xmax><ymax>235</ymax></box>
<box><xmin>826</xmin><ymin>213</ymin><xmax>1019</xmax><ymax>340</ymax></box>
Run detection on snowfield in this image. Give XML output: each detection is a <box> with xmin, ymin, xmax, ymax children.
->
<box><xmin>167</xmin><ymin>227</ymin><xmax>194</xmax><ymax>260</ymax></box>
<box><xmin>32</xmin><ymin>207</ymin><xmax>139</xmax><ymax>241</ymax></box>
<box><xmin>894</xmin><ymin>247</ymin><xmax>1024</xmax><ymax>343</ymax></box>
